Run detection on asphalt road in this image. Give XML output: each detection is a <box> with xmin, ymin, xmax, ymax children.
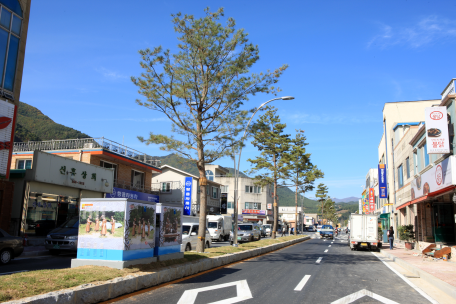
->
<box><xmin>0</xmin><ymin>252</ymin><xmax>75</xmax><ymax>276</ymax></box>
<box><xmin>110</xmin><ymin>232</ymin><xmax>437</xmax><ymax>304</ymax></box>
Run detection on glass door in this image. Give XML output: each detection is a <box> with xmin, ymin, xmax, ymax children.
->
<box><xmin>433</xmin><ymin>204</ymin><xmax>455</xmax><ymax>243</ymax></box>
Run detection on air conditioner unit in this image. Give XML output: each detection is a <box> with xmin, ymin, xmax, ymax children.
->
<box><xmin>83</xmin><ymin>143</ymin><xmax>94</xmax><ymax>149</ymax></box>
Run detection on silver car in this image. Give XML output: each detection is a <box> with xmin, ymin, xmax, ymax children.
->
<box><xmin>236</xmin><ymin>223</ymin><xmax>261</xmax><ymax>243</ymax></box>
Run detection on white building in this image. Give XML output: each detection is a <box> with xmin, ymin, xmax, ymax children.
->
<box><xmin>278</xmin><ymin>206</ymin><xmax>303</xmax><ymax>230</ymax></box>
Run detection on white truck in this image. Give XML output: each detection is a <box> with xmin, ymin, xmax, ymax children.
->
<box><xmin>349</xmin><ymin>214</ymin><xmax>381</xmax><ymax>251</ymax></box>
<box><xmin>207</xmin><ymin>215</ymin><xmax>232</xmax><ymax>242</ymax></box>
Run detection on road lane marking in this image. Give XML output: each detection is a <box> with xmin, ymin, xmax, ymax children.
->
<box><xmin>324</xmin><ymin>249</ymin><xmax>328</xmax><ymax>252</ymax></box>
<box><xmin>331</xmin><ymin>242</ymin><xmax>334</xmax><ymax>243</ymax></box>
<box><xmin>316</xmin><ymin>257</ymin><xmax>323</xmax><ymax>263</ymax></box>
<box><xmin>371</xmin><ymin>252</ymin><xmax>438</xmax><ymax>304</ymax></box>
<box><xmin>294</xmin><ymin>275</ymin><xmax>311</xmax><ymax>291</ymax></box>
<box><xmin>0</xmin><ymin>270</ymin><xmax>29</xmax><ymax>276</ymax></box>
<box><xmin>331</xmin><ymin>289</ymin><xmax>399</xmax><ymax>304</ymax></box>
<box><xmin>177</xmin><ymin>280</ymin><xmax>252</xmax><ymax>304</ymax></box>
<box><xmin>328</xmin><ymin>245</ymin><xmax>331</xmax><ymax>247</ymax></box>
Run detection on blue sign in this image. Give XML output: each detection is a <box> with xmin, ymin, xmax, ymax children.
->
<box><xmin>378</xmin><ymin>164</ymin><xmax>387</xmax><ymax>199</ymax></box>
<box><xmin>184</xmin><ymin>177</ymin><xmax>193</xmax><ymax>216</ymax></box>
<box><xmin>105</xmin><ymin>187</ymin><xmax>159</xmax><ymax>203</ymax></box>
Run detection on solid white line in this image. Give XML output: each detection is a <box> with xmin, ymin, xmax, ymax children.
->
<box><xmin>294</xmin><ymin>275</ymin><xmax>311</xmax><ymax>291</ymax></box>
<box><xmin>371</xmin><ymin>252</ymin><xmax>438</xmax><ymax>304</ymax></box>
<box><xmin>324</xmin><ymin>249</ymin><xmax>328</xmax><ymax>253</ymax></box>
<box><xmin>0</xmin><ymin>270</ymin><xmax>29</xmax><ymax>276</ymax></box>
<box><xmin>316</xmin><ymin>257</ymin><xmax>323</xmax><ymax>263</ymax></box>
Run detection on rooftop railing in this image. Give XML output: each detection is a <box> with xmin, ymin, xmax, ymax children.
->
<box><xmin>13</xmin><ymin>137</ymin><xmax>161</xmax><ymax>168</ymax></box>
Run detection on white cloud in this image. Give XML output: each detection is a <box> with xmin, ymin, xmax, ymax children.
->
<box><xmin>95</xmin><ymin>67</ymin><xmax>128</xmax><ymax>80</ymax></box>
<box><xmin>368</xmin><ymin>15</ymin><xmax>456</xmax><ymax>49</ymax></box>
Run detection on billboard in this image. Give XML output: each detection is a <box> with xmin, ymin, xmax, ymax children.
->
<box><xmin>159</xmin><ymin>205</ymin><xmax>182</xmax><ymax>247</ymax></box>
<box><xmin>425</xmin><ymin>107</ymin><xmax>450</xmax><ymax>154</ymax></box>
<box><xmin>106</xmin><ymin>187</ymin><xmax>159</xmax><ymax>203</ymax></box>
<box><xmin>242</xmin><ymin>209</ymin><xmax>266</xmax><ymax>215</ymax></box>
<box><xmin>378</xmin><ymin>164</ymin><xmax>387</xmax><ymax>198</ymax></box>
<box><xmin>0</xmin><ymin>99</ymin><xmax>16</xmax><ymax>179</ymax></box>
<box><xmin>183</xmin><ymin>177</ymin><xmax>193</xmax><ymax>216</ymax></box>
<box><xmin>369</xmin><ymin>188</ymin><xmax>375</xmax><ymax>213</ymax></box>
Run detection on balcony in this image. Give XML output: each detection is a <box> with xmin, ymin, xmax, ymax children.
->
<box><xmin>113</xmin><ymin>180</ymin><xmax>160</xmax><ymax>195</ymax></box>
<box><xmin>13</xmin><ymin>137</ymin><xmax>161</xmax><ymax>168</ymax></box>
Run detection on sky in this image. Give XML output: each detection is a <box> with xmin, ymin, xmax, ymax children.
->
<box><xmin>19</xmin><ymin>0</ymin><xmax>456</xmax><ymax>200</ymax></box>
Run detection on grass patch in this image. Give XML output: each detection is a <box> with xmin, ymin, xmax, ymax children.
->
<box><xmin>0</xmin><ymin>235</ymin><xmax>306</xmax><ymax>302</ymax></box>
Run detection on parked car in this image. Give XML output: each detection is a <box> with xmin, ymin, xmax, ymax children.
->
<box><xmin>236</xmin><ymin>223</ymin><xmax>261</xmax><ymax>243</ymax></box>
<box><xmin>0</xmin><ymin>228</ymin><xmax>23</xmax><ymax>264</ymax></box>
<box><xmin>307</xmin><ymin>225</ymin><xmax>316</xmax><ymax>232</ymax></box>
<box><xmin>35</xmin><ymin>219</ymin><xmax>57</xmax><ymax>236</ymax></box>
<box><xmin>44</xmin><ymin>217</ymin><xmax>79</xmax><ymax>255</ymax></box>
<box><xmin>263</xmin><ymin>224</ymin><xmax>272</xmax><ymax>236</ymax></box>
<box><xmin>181</xmin><ymin>222</ymin><xmax>212</xmax><ymax>252</ymax></box>
<box><xmin>259</xmin><ymin>225</ymin><xmax>267</xmax><ymax>237</ymax></box>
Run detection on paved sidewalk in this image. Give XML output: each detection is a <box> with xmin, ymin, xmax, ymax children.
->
<box><xmin>381</xmin><ymin>242</ymin><xmax>456</xmax><ymax>288</ymax></box>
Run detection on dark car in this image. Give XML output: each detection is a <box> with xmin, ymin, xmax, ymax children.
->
<box><xmin>35</xmin><ymin>219</ymin><xmax>57</xmax><ymax>236</ymax></box>
<box><xmin>44</xmin><ymin>217</ymin><xmax>79</xmax><ymax>255</ymax></box>
<box><xmin>0</xmin><ymin>228</ymin><xmax>23</xmax><ymax>264</ymax></box>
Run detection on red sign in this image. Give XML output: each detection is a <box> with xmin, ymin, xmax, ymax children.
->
<box><xmin>435</xmin><ymin>164</ymin><xmax>443</xmax><ymax>186</ymax></box>
<box><xmin>369</xmin><ymin>188</ymin><xmax>375</xmax><ymax>213</ymax></box>
<box><xmin>242</xmin><ymin>209</ymin><xmax>266</xmax><ymax>215</ymax></box>
<box><xmin>430</xmin><ymin>111</ymin><xmax>443</xmax><ymax>120</ymax></box>
<box><xmin>0</xmin><ymin>101</ymin><xmax>17</xmax><ymax>179</ymax></box>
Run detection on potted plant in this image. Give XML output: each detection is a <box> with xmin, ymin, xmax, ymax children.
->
<box><xmin>399</xmin><ymin>224</ymin><xmax>415</xmax><ymax>249</ymax></box>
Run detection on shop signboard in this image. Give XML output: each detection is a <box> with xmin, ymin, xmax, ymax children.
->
<box><xmin>358</xmin><ymin>199</ymin><xmax>362</xmax><ymax>214</ymax></box>
<box><xmin>220</xmin><ymin>194</ymin><xmax>227</xmax><ymax>214</ymax></box>
<box><xmin>77</xmin><ymin>198</ymin><xmax>156</xmax><ymax>261</ymax></box>
<box><xmin>378</xmin><ymin>164</ymin><xmax>387</xmax><ymax>198</ymax></box>
<box><xmin>425</xmin><ymin>107</ymin><xmax>450</xmax><ymax>154</ymax></box>
<box><xmin>411</xmin><ymin>156</ymin><xmax>455</xmax><ymax>201</ymax></box>
<box><xmin>242</xmin><ymin>209</ymin><xmax>266</xmax><ymax>215</ymax></box>
<box><xmin>106</xmin><ymin>187</ymin><xmax>159</xmax><ymax>203</ymax></box>
<box><xmin>267</xmin><ymin>203</ymin><xmax>272</xmax><ymax>210</ymax></box>
<box><xmin>0</xmin><ymin>100</ymin><xmax>16</xmax><ymax>179</ymax></box>
<box><xmin>183</xmin><ymin>177</ymin><xmax>192</xmax><ymax>216</ymax></box>
<box><xmin>159</xmin><ymin>205</ymin><xmax>182</xmax><ymax>247</ymax></box>
<box><xmin>369</xmin><ymin>188</ymin><xmax>375</xmax><ymax>213</ymax></box>
<box><xmin>33</xmin><ymin>151</ymin><xmax>114</xmax><ymax>193</ymax></box>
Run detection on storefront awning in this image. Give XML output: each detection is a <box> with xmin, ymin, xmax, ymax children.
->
<box><xmin>396</xmin><ymin>185</ymin><xmax>456</xmax><ymax>210</ymax></box>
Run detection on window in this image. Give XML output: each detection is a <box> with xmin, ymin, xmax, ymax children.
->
<box><xmin>254</xmin><ymin>186</ymin><xmax>261</xmax><ymax>193</ymax></box>
<box><xmin>245</xmin><ymin>186</ymin><xmax>261</xmax><ymax>193</ymax></box>
<box><xmin>161</xmin><ymin>182</ymin><xmax>171</xmax><ymax>193</ymax></box>
<box><xmin>221</xmin><ymin>185</ymin><xmax>229</xmax><ymax>193</ymax></box>
<box><xmin>245</xmin><ymin>202</ymin><xmax>261</xmax><ymax>210</ymax></box>
<box><xmin>227</xmin><ymin>201</ymin><xmax>233</xmax><ymax>209</ymax></box>
<box><xmin>414</xmin><ymin>151</ymin><xmax>419</xmax><ymax>174</ymax></box>
<box><xmin>100</xmin><ymin>160</ymin><xmax>118</xmax><ymax>182</ymax></box>
<box><xmin>0</xmin><ymin>1</ymin><xmax>22</xmax><ymax>95</ymax></box>
<box><xmin>205</xmin><ymin>170</ymin><xmax>214</xmax><ymax>181</ymax></box>
<box><xmin>398</xmin><ymin>165</ymin><xmax>403</xmax><ymax>188</ymax></box>
<box><xmin>212</xmin><ymin>186</ymin><xmax>218</xmax><ymax>199</ymax></box>
<box><xmin>405</xmin><ymin>157</ymin><xmax>410</xmax><ymax>179</ymax></box>
<box><xmin>16</xmin><ymin>159</ymin><xmax>31</xmax><ymax>169</ymax></box>
<box><xmin>423</xmin><ymin>143</ymin><xmax>430</xmax><ymax>167</ymax></box>
<box><xmin>245</xmin><ymin>186</ymin><xmax>252</xmax><ymax>193</ymax></box>
<box><xmin>131</xmin><ymin>170</ymin><xmax>144</xmax><ymax>189</ymax></box>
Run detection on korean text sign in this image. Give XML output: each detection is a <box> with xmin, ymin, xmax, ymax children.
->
<box><xmin>369</xmin><ymin>188</ymin><xmax>375</xmax><ymax>212</ymax></box>
<box><xmin>425</xmin><ymin>107</ymin><xmax>450</xmax><ymax>154</ymax></box>
<box><xmin>183</xmin><ymin>177</ymin><xmax>192</xmax><ymax>216</ymax></box>
<box><xmin>378</xmin><ymin>164</ymin><xmax>387</xmax><ymax>199</ymax></box>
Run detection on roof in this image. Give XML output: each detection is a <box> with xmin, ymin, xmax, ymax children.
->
<box><xmin>409</xmin><ymin>124</ymin><xmax>426</xmax><ymax>146</ymax></box>
<box><xmin>382</xmin><ymin>99</ymin><xmax>440</xmax><ymax>112</ymax></box>
<box><xmin>392</xmin><ymin>122</ymin><xmax>421</xmax><ymax>131</ymax></box>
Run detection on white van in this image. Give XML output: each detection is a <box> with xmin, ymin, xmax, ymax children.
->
<box><xmin>181</xmin><ymin>222</ymin><xmax>212</xmax><ymax>252</ymax></box>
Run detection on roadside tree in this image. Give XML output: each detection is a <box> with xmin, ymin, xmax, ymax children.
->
<box><xmin>132</xmin><ymin>8</ymin><xmax>288</xmax><ymax>252</ymax></box>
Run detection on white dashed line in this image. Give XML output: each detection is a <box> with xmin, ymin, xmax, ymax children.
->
<box><xmin>316</xmin><ymin>257</ymin><xmax>323</xmax><ymax>263</ymax></box>
<box><xmin>328</xmin><ymin>245</ymin><xmax>331</xmax><ymax>247</ymax></box>
<box><xmin>324</xmin><ymin>249</ymin><xmax>328</xmax><ymax>253</ymax></box>
<box><xmin>294</xmin><ymin>275</ymin><xmax>311</xmax><ymax>291</ymax></box>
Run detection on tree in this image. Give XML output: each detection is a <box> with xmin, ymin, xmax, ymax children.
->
<box><xmin>315</xmin><ymin>183</ymin><xmax>328</xmax><ymax>222</ymax></box>
<box><xmin>131</xmin><ymin>8</ymin><xmax>288</xmax><ymax>252</ymax></box>
<box><xmin>283</xmin><ymin>130</ymin><xmax>323</xmax><ymax>235</ymax></box>
<box><xmin>247</xmin><ymin>106</ymin><xmax>291</xmax><ymax>239</ymax></box>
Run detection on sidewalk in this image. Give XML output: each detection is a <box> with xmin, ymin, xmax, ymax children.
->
<box><xmin>380</xmin><ymin>242</ymin><xmax>456</xmax><ymax>299</ymax></box>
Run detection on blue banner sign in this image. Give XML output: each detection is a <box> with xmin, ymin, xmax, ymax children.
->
<box><xmin>184</xmin><ymin>177</ymin><xmax>193</xmax><ymax>216</ymax></box>
<box><xmin>378</xmin><ymin>164</ymin><xmax>387</xmax><ymax>199</ymax></box>
<box><xmin>105</xmin><ymin>187</ymin><xmax>159</xmax><ymax>203</ymax></box>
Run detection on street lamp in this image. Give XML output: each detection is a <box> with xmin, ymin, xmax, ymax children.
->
<box><xmin>232</xmin><ymin>96</ymin><xmax>295</xmax><ymax>246</ymax></box>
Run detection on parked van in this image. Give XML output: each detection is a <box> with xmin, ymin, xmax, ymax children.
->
<box><xmin>207</xmin><ymin>215</ymin><xmax>232</xmax><ymax>242</ymax></box>
<box><xmin>181</xmin><ymin>218</ymin><xmax>212</xmax><ymax>252</ymax></box>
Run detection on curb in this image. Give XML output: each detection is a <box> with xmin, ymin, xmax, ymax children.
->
<box><xmin>380</xmin><ymin>249</ymin><xmax>456</xmax><ymax>300</ymax></box>
<box><xmin>5</xmin><ymin>236</ymin><xmax>310</xmax><ymax>304</ymax></box>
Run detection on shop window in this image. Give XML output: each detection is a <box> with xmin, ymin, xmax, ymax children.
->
<box><xmin>397</xmin><ymin>165</ymin><xmax>403</xmax><ymax>188</ymax></box>
<box><xmin>0</xmin><ymin>1</ymin><xmax>22</xmax><ymax>96</ymax></box>
<box><xmin>161</xmin><ymin>182</ymin><xmax>171</xmax><ymax>193</ymax></box>
<box><xmin>245</xmin><ymin>202</ymin><xmax>261</xmax><ymax>210</ymax></box>
<box><xmin>100</xmin><ymin>160</ymin><xmax>117</xmax><ymax>182</ymax></box>
<box><xmin>212</xmin><ymin>186</ymin><xmax>218</xmax><ymax>199</ymax></box>
<box><xmin>131</xmin><ymin>170</ymin><xmax>144</xmax><ymax>189</ymax></box>
<box><xmin>17</xmin><ymin>159</ymin><xmax>31</xmax><ymax>169</ymax></box>
<box><xmin>405</xmin><ymin>157</ymin><xmax>410</xmax><ymax>179</ymax></box>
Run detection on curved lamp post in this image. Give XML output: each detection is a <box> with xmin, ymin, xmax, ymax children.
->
<box><xmin>232</xmin><ymin>96</ymin><xmax>295</xmax><ymax>246</ymax></box>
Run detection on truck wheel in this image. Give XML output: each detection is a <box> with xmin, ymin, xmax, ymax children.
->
<box><xmin>185</xmin><ymin>244</ymin><xmax>191</xmax><ymax>252</ymax></box>
<box><xmin>218</xmin><ymin>235</ymin><xmax>223</xmax><ymax>242</ymax></box>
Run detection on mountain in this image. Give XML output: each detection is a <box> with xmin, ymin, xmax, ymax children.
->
<box><xmin>333</xmin><ymin>197</ymin><xmax>360</xmax><ymax>203</ymax></box>
<box><xmin>14</xmin><ymin>102</ymin><xmax>90</xmax><ymax>142</ymax></box>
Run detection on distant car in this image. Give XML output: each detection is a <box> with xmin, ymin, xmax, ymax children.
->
<box><xmin>320</xmin><ymin>225</ymin><xmax>334</xmax><ymax>239</ymax></box>
<box><xmin>236</xmin><ymin>223</ymin><xmax>261</xmax><ymax>243</ymax></box>
<box><xmin>35</xmin><ymin>219</ymin><xmax>57</xmax><ymax>236</ymax></box>
<box><xmin>45</xmin><ymin>217</ymin><xmax>79</xmax><ymax>255</ymax></box>
<box><xmin>307</xmin><ymin>225</ymin><xmax>316</xmax><ymax>232</ymax></box>
<box><xmin>0</xmin><ymin>228</ymin><xmax>23</xmax><ymax>264</ymax></box>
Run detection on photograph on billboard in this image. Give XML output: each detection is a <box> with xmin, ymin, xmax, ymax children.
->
<box><xmin>78</xmin><ymin>201</ymin><xmax>126</xmax><ymax>252</ymax></box>
<box><xmin>125</xmin><ymin>203</ymin><xmax>156</xmax><ymax>250</ymax></box>
<box><xmin>425</xmin><ymin>107</ymin><xmax>450</xmax><ymax>154</ymax></box>
<box><xmin>160</xmin><ymin>206</ymin><xmax>182</xmax><ymax>247</ymax></box>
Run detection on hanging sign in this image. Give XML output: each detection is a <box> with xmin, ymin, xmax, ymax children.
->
<box><xmin>0</xmin><ymin>100</ymin><xmax>16</xmax><ymax>179</ymax></box>
<box><xmin>183</xmin><ymin>177</ymin><xmax>192</xmax><ymax>216</ymax></box>
<box><xmin>369</xmin><ymin>188</ymin><xmax>375</xmax><ymax>213</ymax></box>
<box><xmin>378</xmin><ymin>164</ymin><xmax>387</xmax><ymax>199</ymax></box>
<box><xmin>425</xmin><ymin>107</ymin><xmax>450</xmax><ymax>154</ymax></box>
